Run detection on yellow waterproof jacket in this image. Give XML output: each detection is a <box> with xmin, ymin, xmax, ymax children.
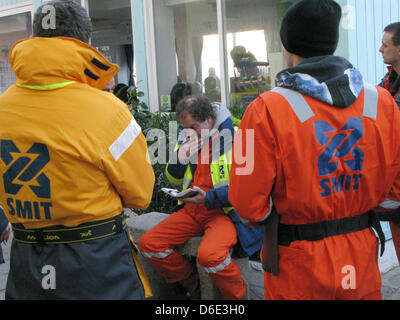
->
<box><xmin>0</xmin><ymin>37</ymin><xmax>155</xmax><ymax>229</ymax></box>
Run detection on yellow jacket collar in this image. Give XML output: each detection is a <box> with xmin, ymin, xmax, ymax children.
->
<box><xmin>10</xmin><ymin>37</ymin><xmax>119</xmax><ymax>90</ymax></box>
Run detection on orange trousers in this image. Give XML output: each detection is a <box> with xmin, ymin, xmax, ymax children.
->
<box><xmin>390</xmin><ymin>222</ymin><xmax>400</xmax><ymax>263</ymax></box>
<box><xmin>264</xmin><ymin>229</ymin><xmax>382</xmax><ymax>300</ymax></box>
<box><xmin>139</xmin><ymin>207</ymin><xmax>245</xmax><ymax>300</ymax></box>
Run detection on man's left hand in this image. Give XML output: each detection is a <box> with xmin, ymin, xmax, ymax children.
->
<box><xmin>180</xmin><ymin>186</ymin><xmax>206</xmax><ymax>205</ymax></box>
<box><xmin>1</xmin><ymin>223</ymin><xmax>11</xmax><ymax>244</ymax></box>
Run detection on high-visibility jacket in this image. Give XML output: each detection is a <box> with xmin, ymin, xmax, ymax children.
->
<box><xmin>379</xmin><ymin>66</ymin><xmax>400</xmax><ymax>108</ymax></box>
<box><xmin>230</xmin><ymin>82</ymin><xmax>400</xmax><ymax>227</ymax></box>
<box><xmin>166</xmin><ymin>109</ymin><xmax>264</xmax><ymax>257</ymax></box>
<box><xmin>378</xmin><ymin>67</ymin><xmax>400</xmax><ymax>262</ymax></box>
<box><xmin>0</xmin><ymin>37</ymin><xmax>155</xmax><ymax>229</ymax></box>
<box><xmin>167</xmin><ymin>130</ymin><xmax>234</xmax><ymax>215</ymax></box>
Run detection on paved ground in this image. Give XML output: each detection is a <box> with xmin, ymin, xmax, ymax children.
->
<box><xmin>1</xmin><ymin>234</ymin><xmax>399</xmax><ymax>300</ymax></box>
<box><xmin>382</xmin><ymin>266</ymin><xmax>400</xmax><ymax>300</ymax></box>
<box><xmin>0</xmin><ymin>233</ymin><xmax>11</xmax><ymax>300</ymax></box>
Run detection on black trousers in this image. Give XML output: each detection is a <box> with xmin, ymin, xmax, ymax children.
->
<box><xmin>5</xmin><ymin>229</ymin><xmax>144</xmax><ymax>300</ymax></box>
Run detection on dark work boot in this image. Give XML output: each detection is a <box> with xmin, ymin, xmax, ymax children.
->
<box><xmin>179</xmin><ymin>271</ymin><xmax>201</xmax><ymax>300</ymax></box>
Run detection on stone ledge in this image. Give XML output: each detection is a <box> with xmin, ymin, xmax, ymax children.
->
<box><xmin>127</xmin><ymin>212</ymin><xmax>249</xmax><ymax>300</ymax></box>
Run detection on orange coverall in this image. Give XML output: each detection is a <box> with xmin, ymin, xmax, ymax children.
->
<box><xmin>230</xmin><ymin>83</ymin><xmax>400</xmax><ymax>300</ymax></box>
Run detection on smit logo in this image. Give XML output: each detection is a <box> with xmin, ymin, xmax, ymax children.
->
<box><xmin>1</xmin><ymin>140</ymin><xmax>51</xmax><ymax>199</ymax></box>
<box><xmin>314</xmin><ymin>118</ymin><xmax>364</xmax><ymax>198</ymax></box>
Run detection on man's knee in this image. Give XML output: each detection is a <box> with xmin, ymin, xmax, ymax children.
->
<box><xmin>196</xmin><ymin>246</ymin><xmax>207</xmax><ymax>267</ymax></box>
<box><xmin>139</xmin><ymin>230</ymin><xmax>174</xmax><ymax>261</ymax></box>
<box><xmin>139</xmin><ymin>231</ymin><xmax>153</xmax><ymax>252</ymax></box>
<box><xmin>197</xmin><ymin>245</ymin><xmax>231</xmax><ymax>269</ymax></box>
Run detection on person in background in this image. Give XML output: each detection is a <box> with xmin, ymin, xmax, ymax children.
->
<box><xmin>204</xmin><ymin>67</ymin><xmax>220</xmax><ymax>89</ymax></box>
<box><xmin>113</xmin><ymin>83</ymin><xmax>129</xmax><ymax>103</ymax></box>
<box><xmin>140</xmin><ymin>95</ymin><xmax>263</xmax><ymax>300</ymax></box>
<box><xmin>191</xmin><ymin>81</ymin><xmax>203</xmax><ymax>95</ymax></box>
<box><xmin>170</xmin><ymin>82</ymin><xmax>193</xmax><ymax>112</ymax></box>
<box><xmin>204</xmin><ymin>77</ymin><xmax>221</xmax><ymax>102</ymax></box>
<box><xmin>378</xmin><ymin>22</ymin><xmax>400</xmax><ymax>262</ymax></box>
<box><xmin>230</xmin><ymin>46</ymin><xmax>260</xmax><ymax>79</ymax></box>
<box><xmin>379</xmin><ymin>22</ymin><xmax>400</xmax><ymax>107</ymax></box>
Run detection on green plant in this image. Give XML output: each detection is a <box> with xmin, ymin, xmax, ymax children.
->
<box><xmin>229</xmin><ymin>102</ymin><xmax>246</xmax><ymax>120</ymax></box>
<box><xmin>127</xmin><ymin>86</ymin><xmax>183</xmax><ymax>214</ymax></box>
<box><xmin>127</xmin><ymin>85</ymin><xmax>148</xmax><ymax>113</ymax></box>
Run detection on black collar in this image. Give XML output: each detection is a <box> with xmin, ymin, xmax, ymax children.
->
<box><xmin>389</xmin><ymin>69</ymin><xmax>400</xmax><ymax>97</ymax></box>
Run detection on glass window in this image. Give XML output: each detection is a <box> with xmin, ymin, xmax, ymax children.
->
<box><xmin>153</xmin><ymin>0</ymin><xmax>221</xmax><ymax>112</ymax></box>
<box><xmin>0</xmin><ymin>12</ymin><xmax>32</xmax><ymax>94</ymax></box>
<box><xmin>89</xmin><ymin>0</ymin><xmax>135</xmax><ymax>89</ymax></box>
<box><xmin>146</xmin><ymin>0</ymin><xmax>400</xmax><ymax>112</ymax></box>
<box><xmin>223</xmin><ymin>0</ymin><xmax>294</xmax><ymax>109</ymax></box>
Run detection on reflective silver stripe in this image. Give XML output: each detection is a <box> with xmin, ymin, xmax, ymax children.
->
<box><xmin>239</xmin><ymin>196</ymin><xmax>273</xmax><ymax>225</ymax></box>
<box><xmin>272</xmin><ymin>87</ymin><xmax>315</xmax><ymax>123</ymax></box>
<box><xmin>213</xmin><ymin>180</ymin><xmax>229</xmax><ymax>189</ymax></box>
<box><xmin>183</xmin><ymin>178</ymin><xmax>192</xmax><ymax>188</ymax></box>
<box><xmin>201</xmin><ymin>254</ymin><xmax>231</xmax><ymax>274</ymax></box>
<box><xmin>109</xmin><ymin>118</ymin><xmax>142</xmax><ymax>161</ymax></box>
<box><xmin>363</xmin><ymin>82</ymin><xmax>379</xmax><ymax>120</ymax></box>
<box><xmin>142</xmin><ymin>249</ymin><xmax>173</xmax><ymax>259</ymax></box>
<box><xmin>379</xmin><ymin>199</ymin><xmax>400</xmax><ymax>210</ymax></box>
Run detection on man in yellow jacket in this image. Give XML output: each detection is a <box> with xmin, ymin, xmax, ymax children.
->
<box><xmin>0</xmin><ymin>0</ymin><xmax>155</xmax><ymax>299</ymax></box>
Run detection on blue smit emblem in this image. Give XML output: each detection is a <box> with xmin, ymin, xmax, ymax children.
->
<box><xmin>314</xmin><ymin>118</ymin><xmax>364</xmax><ymax>198</ymax></box>
<box><xmin>1</xmin><ymin>140</ymin><xmax>51</xmax><ymax>199</ymax></box>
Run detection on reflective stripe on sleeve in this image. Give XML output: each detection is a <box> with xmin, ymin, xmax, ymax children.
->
<box><xmin>363</xmin><ymin>82</ymin><xmax>379</xmax><ymax>120</ymax></box>
<box><xmin>272</xmin><ymin>87</ymin><xmax>315</xmax><ymax>123</ymax></box>
<box><xmin>183</xmin><ymin>177</ymin><xmax>193</xmax><ymax>188</ymax></box>
<box><xmin>109</xmin><ymin>118</ymin><xmax>142</xmax><ymax>161</ymax></box>
<box><xmin>238</xmin><ymin>196</ymin><xmax>273</xmax><ymax>225</ymax></box>
<box><xmin>213</xmin><ymin>180</ymin><xmax>229</xmax><ymax>189</ymax></box>
<box><xmin>379</xmin><ymin>199</ymin><xmax>400</xmax><ymax>210</ymax></box>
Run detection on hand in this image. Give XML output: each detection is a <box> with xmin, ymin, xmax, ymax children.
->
<box><xmin>178</xmin><ymin>130</ymin><xmax>203</xmax><ymax>163</ymax></box>
<box><xmin>0</xmin><ymin>223</ymin><xmax>11</xmax><ymax>244</ymax></box>
<box><xmin>180</xmin><ymin>186</ymin><xmax>206</xmax><ymax>205</ymax></box>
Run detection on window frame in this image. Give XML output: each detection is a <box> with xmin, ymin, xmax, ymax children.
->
<box><xmin>140</xmin><ymin>0</ymin><xmax>230</xmax><ymax>112</ymax></box>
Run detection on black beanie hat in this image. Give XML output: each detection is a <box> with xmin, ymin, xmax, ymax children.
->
<box><xmin>280</xmin><ymin>0</ymin><xmax>342</xmax><ymax>58</ymax></box>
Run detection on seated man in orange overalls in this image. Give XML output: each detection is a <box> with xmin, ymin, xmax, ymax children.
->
<box><xmin>140</xmin><ymin>95</ymin><xmax>263</xmax><ymax>300</ymax></box>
